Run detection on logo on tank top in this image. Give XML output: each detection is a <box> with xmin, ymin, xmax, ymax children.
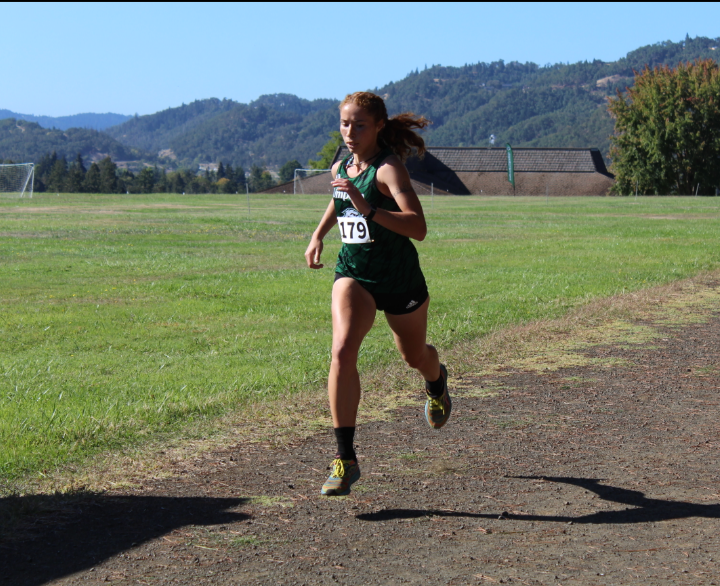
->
<box><xmin>340</xmin><ymin>207</ymin><xmax>363</xmax><ymax>219</ymax></box>
<box><xmin>333</xmin><ymin>187</ymin><xmax>365</xmax><ymax>201</ymax></box>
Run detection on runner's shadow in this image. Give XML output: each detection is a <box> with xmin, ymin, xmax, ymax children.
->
<box><xmin>356</xmin><ymin>476</ymin><xmax>720</xmax><ymax>524</ymax></box>
<box><xmin>0</xmin><ymin>493</ymin><xmax>249</xmax><ymax>586</ymax></box>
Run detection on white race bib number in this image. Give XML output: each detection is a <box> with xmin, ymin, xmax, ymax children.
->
<box><xmin>337</xmin><ymin>215</ymin><xmax>370</xmax><ymax>244</ymax></box>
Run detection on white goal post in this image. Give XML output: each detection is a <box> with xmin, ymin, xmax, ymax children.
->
<box><xmin>293</xmin><ymin>168</ymin><xmax>331</xmax><ymax>195</ymax></box>
<box><xmin>0</xmin><ymin>163</ymin><xmax>34</xmax><ymax>198</ymax></box>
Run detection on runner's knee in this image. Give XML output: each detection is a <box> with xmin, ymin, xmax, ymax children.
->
<box><xmin>332</xmin><ymin>341</ymin><xmax>360</xmax><ymax>368</ymax></box>
<box><xmin>401</xmin><ymin>348</ymin><xmax>426</xmax><ymax>370</ymax></box>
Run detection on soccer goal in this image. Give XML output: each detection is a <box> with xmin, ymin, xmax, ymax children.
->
<box><xmin>293</xmin><ymin>168</ymin><xmax>332</xmax><ymax>195</ymax></box>
<box><xmin>0</xmin><ymin>163</ymin><xmax>34</xmax><ymax>198</ymax></box>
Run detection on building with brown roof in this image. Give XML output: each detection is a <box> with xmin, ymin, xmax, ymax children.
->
<box><xmin>260</xmin><ymin>146</ymin><xmax>614</xmax><ymax>196</ymax></box>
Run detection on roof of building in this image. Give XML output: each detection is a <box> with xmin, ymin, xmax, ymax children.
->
<box><xmin>260</xmin><ymin>147</ymin><xmax>614</xmax><ymax>196</ymax></box>
<box><xmin>333</xmin><ymin>146</ymin><xmax>612</xmax><ymax>175</ymax></box>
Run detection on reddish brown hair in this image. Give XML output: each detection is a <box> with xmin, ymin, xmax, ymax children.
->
<box><xmin>340</xmin><ymin>91</ymin><xmax>431</xmax><ymax>161</ymax></box>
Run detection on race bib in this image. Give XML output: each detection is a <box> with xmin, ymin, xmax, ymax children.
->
<box><xmin>337</xmin><ymin>208</ymin><xmax>371</xmax><ymax>244</ymax></box>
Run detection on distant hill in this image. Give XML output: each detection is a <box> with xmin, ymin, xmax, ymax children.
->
<box><xmin>0</xmin><ymin>110</ymin><xmax>131</xmax><ymax>131</ymax></box>
<box><xmin>105</xmin><ymin>94</ymin><xmax>338</xmax><ymax>169</ymax></box>
<box><xmin>2</xmin><ymin>35</ymin><xmax>719</xmax><ymax>169</ymax></box>
<box><xmin>376</xmin><ymin>34</ymin><xmax>720</xmax><ymax>161</ymax></box>
<box><xmin>0</xmin><ymin>119</ymin><xmax>151</xmax><ymax>164</ymax></box>
<box><xmin>104</xmin><ymin>35</ymin><xmax>718</xmax><ymax>169</ymax></box>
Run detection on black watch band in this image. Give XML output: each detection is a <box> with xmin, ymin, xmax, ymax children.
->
<box><xmin>365</xmin><ymin>204</ymin><xmax>377</xmax><ymax>222</ymax></box>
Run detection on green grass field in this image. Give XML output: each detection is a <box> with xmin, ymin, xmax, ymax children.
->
<box><xmin>1</xmin><ymin>193</ymin><xmax>719</xmax><ymax>483</ymax></box>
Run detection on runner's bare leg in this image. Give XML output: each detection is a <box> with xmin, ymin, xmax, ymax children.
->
<box><xmin>385</xmin><ymin>297</ymin><xmax>441</xmax><ymax>382</ymax></box>
<box><xmin>329</xmin><ymin>277</ymin><xmax>376</xmax><ymax>428</ymax></box>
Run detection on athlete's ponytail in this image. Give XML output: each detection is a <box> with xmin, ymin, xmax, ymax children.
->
<box><xmin>340</xmin><ymin>92</ymin><xmax>431</xmax><ymax>161</ymax></box>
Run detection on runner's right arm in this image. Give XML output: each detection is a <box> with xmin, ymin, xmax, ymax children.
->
<box><xmin>304</xmin><ymin>162</ymin><xmax>341</xmax><ymax>269</ymax></box>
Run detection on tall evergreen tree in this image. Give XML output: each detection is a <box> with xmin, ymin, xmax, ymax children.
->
<box><xmin>65</xmin><ymin>153</ymin><xmax>87</xmax><ymax>192</ymax></box>
<box><xmin>137</xmin><ymin>167</ymin><xmax>155</xmax><ymax>193</ymax></box>
<box><xmin>224</xmin><ymin>163</ymin><xmax>238</xmax><ymax>192</ymax></box>
<box><xmin>117</xmin><ymin>168</ymin><xmax>135</xmax><ymax>194</ymax></box>
<box><xmin>98</xmin><ymin>157</ymin><xmax>118</xmax><ymax>193</ymax></box>
<box><xmin>154</xmin><ymin>167</ymin><xmax>168</xmax><ymax>193</ymax></box>
<box><xmin>75</xmin><ymin>152</ymin><xmax>87</xmax><ymax>174</ymax></box>
<box><xmin>35</xmin><ymin>151</ymin><xmax>57</xmax><ymax>183</ymax></box>
<box><xmin>33</xmin><ymin>151</ymin><xmax>55</xmax><ymax>191</ymax></box>
<box><xmin>84</xmin><ymin>162</ymin><xmax>101</xmax><ymax>193</ymax></box>
<box><xmin>47</xmin><ymin>156</ymin><xmax>68</xmax><ymax>192</ymax></box>
<box><xmin>170</xmin><ymin>170</ymin><xmax>186</xmax><ymax>194</ymax></box>
<box><xmin>249</xmin><ymin>164</ymin><xmax>275</xmax><ymax>192</ymax></box>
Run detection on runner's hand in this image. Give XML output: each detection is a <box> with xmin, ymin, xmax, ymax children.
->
<box><xmin>331</xmin><ymin>178</ymin><xmax>371</xmax><ymax>216</ymax></box>
<box><xmin>305</xmin><ymin>238</ymin><xmax>324</xmax><ymax>269</ymax></box>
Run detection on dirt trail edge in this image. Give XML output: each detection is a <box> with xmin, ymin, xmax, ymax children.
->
<box><xmin>4</xmin><ymin>281</ymin><xmax>720</xmax><ymax>586</ymax></box>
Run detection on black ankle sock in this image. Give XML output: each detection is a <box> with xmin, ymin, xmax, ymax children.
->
<box><xmin>334</xmin><ymin>427</ymin><xmax>356</xmax><ymax>461</ymax></box>
<box><xmin>425</xmin><ymin>371</ymin><xmax>445</xmax><ymax>398</ymax></box>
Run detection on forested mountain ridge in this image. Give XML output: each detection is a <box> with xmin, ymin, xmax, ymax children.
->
<box><xmin>0</xmin><ymin>118</ymin><xmax>150</xmax><ymax>164</ymax></box>
<box><xmin>0</xmin><ymin>110</ymin><xmax>131</xmax><ymax>131</ymax></box>
<box><xmin>104</xmin><ymin>35</ymin><xmax>718</xmax><ymax>169</ymax></box>
<box><xmin>105</xmin><ymin>98</ymin><xmax>240</xmax><ymax>153</ymax></box>
<box><xmin>104</xmin><ymin>94</ymin><xmax>339</xmax><ymax>169</ymax></box>
<box><xmin>2</xmin><ymin>36</ymin><xmax>718</xmax><ymax>170</ymax></box>
<box><xmin>377</xmin><ymin>35</ymin><xmax>720</xmax><ymax>159</ymax></box>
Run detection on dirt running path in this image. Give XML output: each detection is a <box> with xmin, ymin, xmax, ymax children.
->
<box><xmin>4</xmin><ymin>286</ymin><xmax>720</xmax><ymax>585</ymax></box>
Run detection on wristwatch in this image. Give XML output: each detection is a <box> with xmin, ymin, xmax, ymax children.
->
<box><xmin>364</xmin><ymin>204</ymin><xmax>377</xmax><ymax>222</ymax></box>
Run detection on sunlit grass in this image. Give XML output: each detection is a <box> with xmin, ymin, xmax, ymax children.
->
<box><xmin>1</xmin><ymin>192</ymin><xmax>719</xmax><ymax>481</ymax></box>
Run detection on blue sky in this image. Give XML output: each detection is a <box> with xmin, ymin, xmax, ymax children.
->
<box><xmin>4</xmin><ymin>2</ymin><xmax>720</xmax><ymax>117</ymax></box>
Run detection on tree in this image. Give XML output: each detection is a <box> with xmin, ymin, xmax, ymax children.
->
<box><xmin>34</xmin><ymin>151</ymin><xmax>57</xmax><ymax>192</ymax></box>
<box><xmin>137</xmin><ymin>167</ymin><xmax>155</xmax><ymax>193</ymax></box>
<box><xmin>278</xmin><ymin>159</ymin><xmax>302</xmax><ymax>183</ymax></box>
<box><xmin>37</xmin><ymin>151</ymin><xmax>57</xmax><ymax>178</ymax></box>
<box><xmin>608</xmin><ymin>58</ymin><xmax>720</xmax><ymax>195</ymax></box>
<box><xmin>191</xmin><ymin>175</ymin><xmax>211</xmax><ymax>194</ymax></box>
<box><xmin>117</xmin><ymin>168</ymin><xmax>135</xmax><ymax>193</ymax></box>
<box><xmin>84</xmin><ymin>162</ymin><xmax>101</xmax><ymax>193</ymax></box>
<box><xmin>47</xmin><ymin>156</ymin><xmax>68</xmax><ymax>192</ymax></box>
<box><xmin>169</xmin><ymin>170</ymin><xmax>186</xmax><ymax>194</ymax></box>
<box><xmin>153</xmin><ymin>167</ymin><xmax>168</xmax><ymax>193</ymax></box>
<box><xmin>98</xmin><ymin>157</ymin><xmax>118</xmax><ymax>193</ymax></box>
<box><xmin>217</xmin><ymin>177</ymin><xmax>233</xmax><ymax>193</ymax></box>
<box><xmin>65</xmin><ymin>153</ymin><xmax>86</xmax><ymax>192</ymax></box>
<box><xmin>308</xmin><ymin>131</ymin><xmax>343</xmax><ymax>169</ymax></box>
<box><xmin>249</xmin><ymin>164</ymin><xmax>275</xmax><ymax>192</ymax></box>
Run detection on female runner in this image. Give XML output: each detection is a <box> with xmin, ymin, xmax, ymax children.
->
<box><xmin>304</xmin><ymin>92</ymin><xmax>451</xmax><ymax>496</ymax></box>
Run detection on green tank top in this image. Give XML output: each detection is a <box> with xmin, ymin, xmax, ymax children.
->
<box><xmin>333</xmin><ymin>149</ymin><xmax>426</xmax><ymax>295</ymax></box>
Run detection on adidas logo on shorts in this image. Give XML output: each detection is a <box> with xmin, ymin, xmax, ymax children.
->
<box><xmin>405</xmin><ymin>299</ymin><xmax>418</xmax><ymax>309</ymax></box>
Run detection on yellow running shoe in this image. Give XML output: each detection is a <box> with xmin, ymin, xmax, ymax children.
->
<box><xmin>320</xmin><ymin>458</ymin><xmax>360</xmax><ymax>496</ymax></box>
<box><xmin>425</xmin><ymin>364</ymin><xmax>451</xmax><ymax>429</ymax></box>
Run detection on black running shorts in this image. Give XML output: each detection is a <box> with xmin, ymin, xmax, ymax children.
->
<box><xmin>334</xmin><ymin>273</ymin><xmax>429</xmax><ymax>315</ymax></box>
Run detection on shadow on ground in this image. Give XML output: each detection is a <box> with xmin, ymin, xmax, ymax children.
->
<box><xmin>0</xmin><ymin>493</ymin><xmax>249</xmax><ymax>586</ymax></box>
<box><xmin>357</xmin><ymin>476</ymin><xmax>720</xmax><ymax>524</ymax></box>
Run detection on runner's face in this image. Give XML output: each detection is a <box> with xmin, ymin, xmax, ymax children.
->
<box><xmin>340</xmin><ymin>103</ymin><xmax>384</xmax><ymax>155</ymax></box>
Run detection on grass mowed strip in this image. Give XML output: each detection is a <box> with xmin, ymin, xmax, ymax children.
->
<box><xmin>1</xmin><ymin>193</ymin><xmax>719</xmax><ymax>486</ymax></box>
